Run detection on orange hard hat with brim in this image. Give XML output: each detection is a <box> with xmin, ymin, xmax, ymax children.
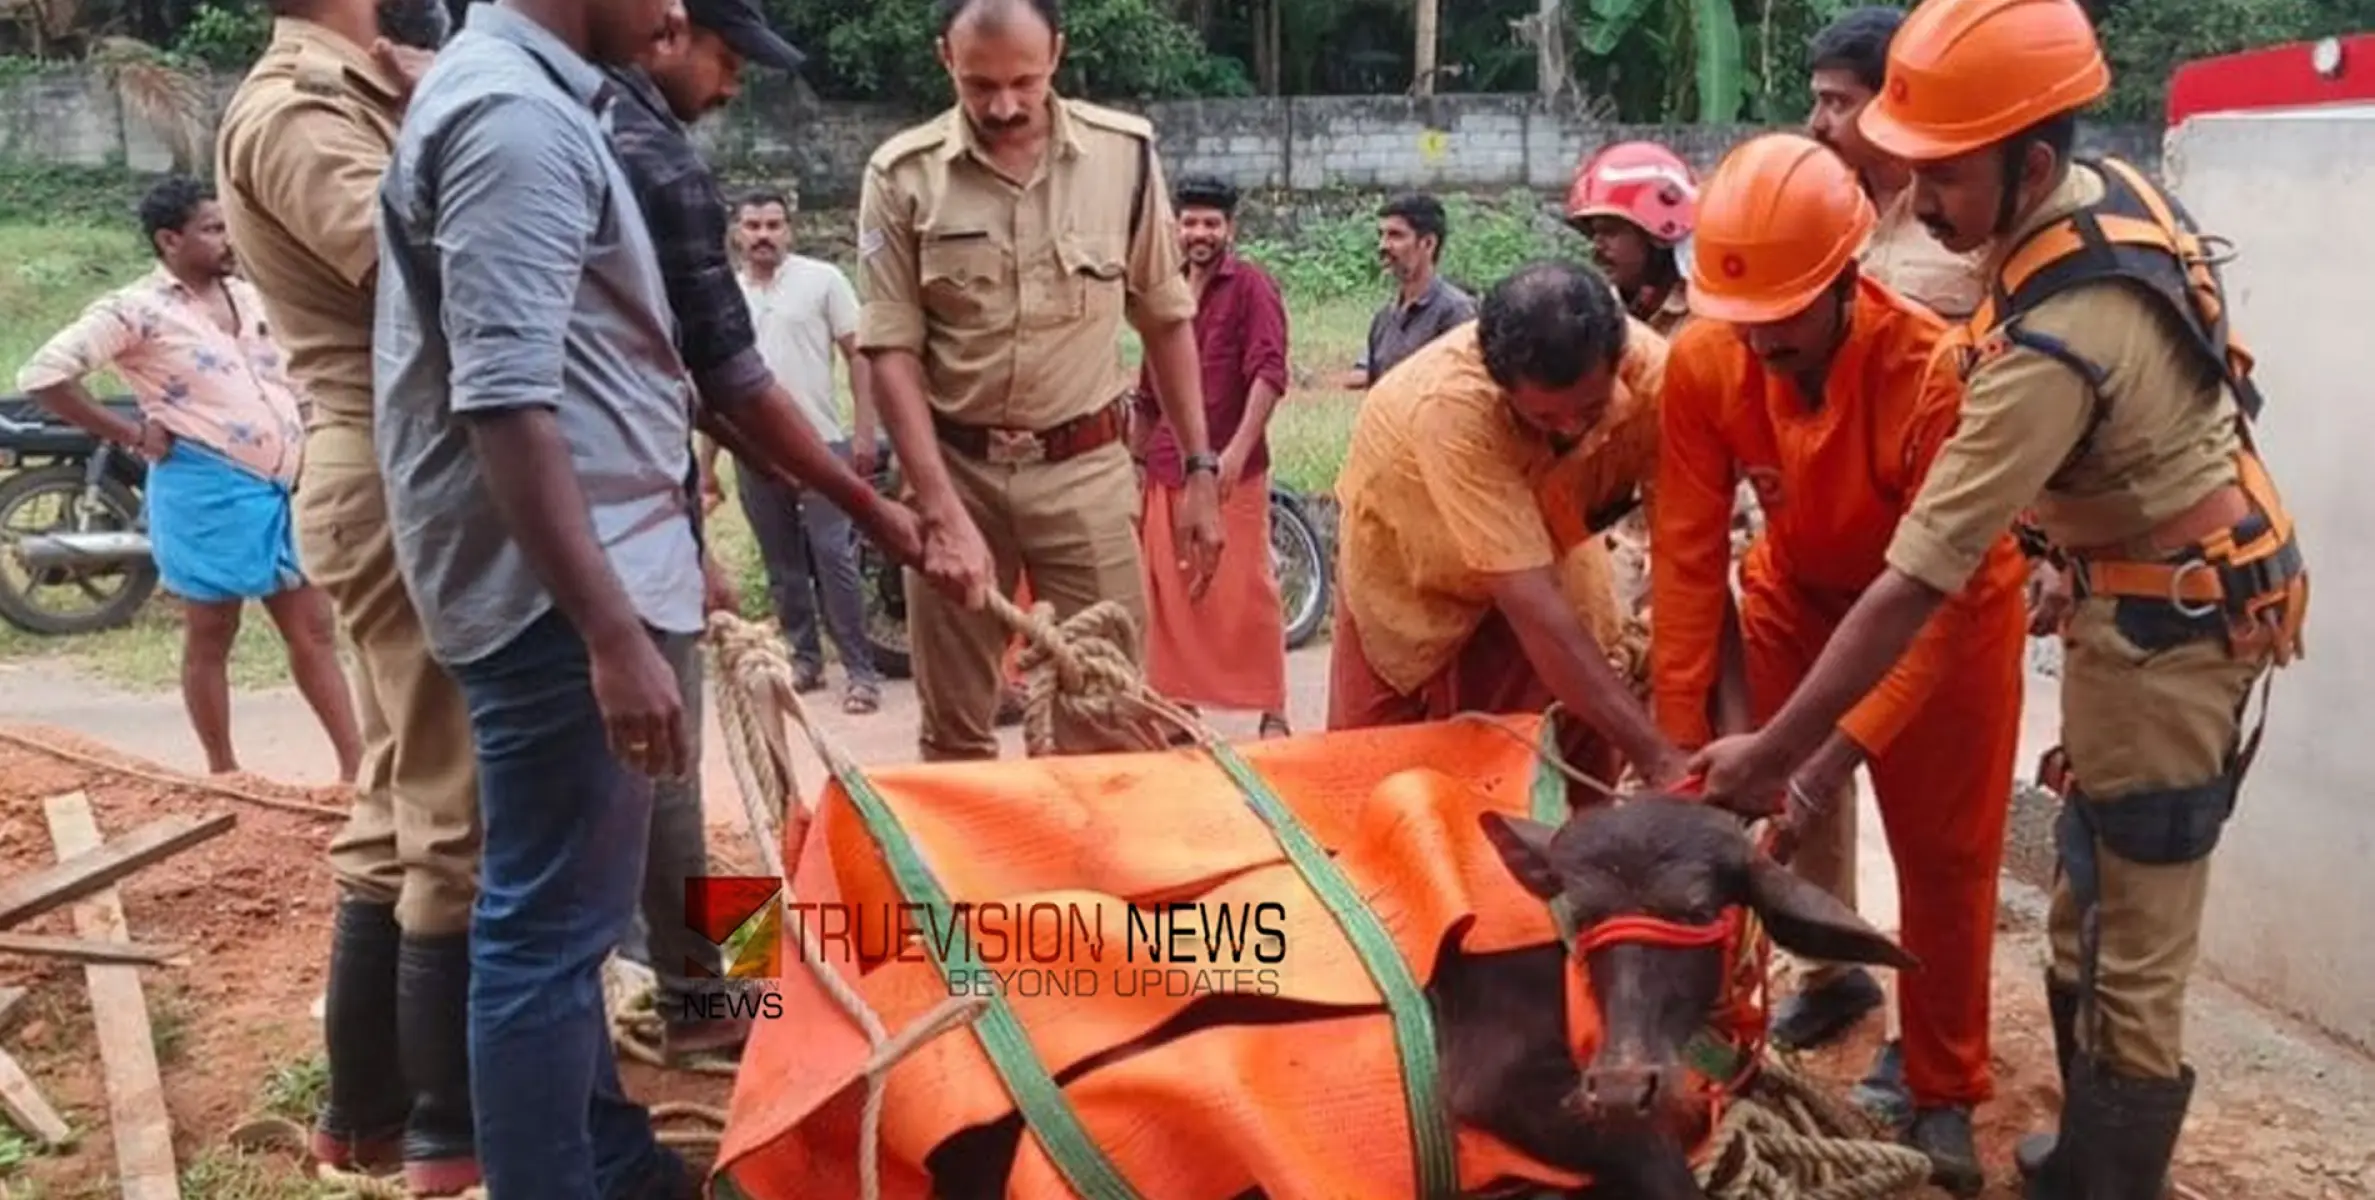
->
<box><xmin>1857</xmin><ymin>0</ymin><xmax>2111</xmax><ymax>162</ymax></box>
<box><xmin>1687</xmin><ymin>133</ymin><xmax>1876</xmax><ymax>325</ymax></box>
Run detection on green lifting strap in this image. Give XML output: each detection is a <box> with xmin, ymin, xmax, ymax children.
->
<box><xmin>829</xmin><ymin>761</ymin><xmax>1146</xmax><ymax>1200</ymax></box>
<box><xmin>1201</xmin><ymin>741</ymin><xmax>1463</xmax><ymax>1200</ymax></box>
<box><xmin>1523</xmin><ymin>711</ymin><xmax>1746</xmax><ymax>1088</ymax></box>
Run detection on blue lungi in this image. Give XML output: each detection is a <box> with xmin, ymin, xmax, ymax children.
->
<box><xmin>145</xmin><ymin>439</ymin><xmax>306</xmax><ymax>603</ymax></box>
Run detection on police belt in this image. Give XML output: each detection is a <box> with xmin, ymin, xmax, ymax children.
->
<box><xmin>934</xmin><ymin>400</ymin><xmax>1128</xmax><ymax>467</ymax></box>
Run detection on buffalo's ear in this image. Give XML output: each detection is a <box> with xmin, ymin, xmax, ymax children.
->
<box><xmin>1480</xmin><ymin>812</ymin><xmax>1564</xmax><ymax>900</ymax></box>
<box><xmin>1745</xmin><ymin>858</ymin><xmax>1918</xmax><ymax>971</ymax></box>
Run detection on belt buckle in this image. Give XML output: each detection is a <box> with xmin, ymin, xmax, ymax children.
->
<box><xmin>985</xmin><ymin>428</ymin><xmax>1046</xmax><ymax>466</ymax></box>
<box><xmin>2169</xmin><ymin>559</ymin><xmax>2219</xmax><ymax>619</ymax></box>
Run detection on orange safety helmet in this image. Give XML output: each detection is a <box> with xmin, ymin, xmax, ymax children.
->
<box><xmin>1858</xmin><ymin>0</ymin><xmax>2111</xmax><ymax>162</ymax></box>
<box><xmin>1686</xmin><ymin>133</ymin><xmax>1877</xmax><ymax>325</ymax></box>
<box><xmin>1566</xmin><ymin>141</ymin><xmax>1699</xmax><ymax>245</ymax></box>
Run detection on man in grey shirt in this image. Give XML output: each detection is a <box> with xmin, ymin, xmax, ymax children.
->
<box><xmin>372</xmin><ymin>0</ymin><xmax>701</xmax><ymax>1194</ymax></box>
<box><xmin>1334</xmin><ymin>192</ymin><xmax>1479</xmax><ymax>391</ymax></box>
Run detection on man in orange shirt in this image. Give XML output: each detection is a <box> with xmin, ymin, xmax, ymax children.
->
<box><xmin>1649</xmin><ymin>133</ymin><xmax>2027</xmax><ymax>1194</ymax></box>
<box><xmin>1328</xmin><ymin>259</ymin><xmax>1684</xmax><ymax>787</ymax></box>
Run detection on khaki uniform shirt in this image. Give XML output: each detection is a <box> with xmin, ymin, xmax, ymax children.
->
<box><xmin>1886</xmin><ymin>166</ymin><xmax>2243</xmax><ymax>595</ymax></box>
<box><xmin>1860</xmin><ymin>186</ymin><xmax>1986</xmax><ymax>322</ymax></box>
<box><xmin>855</xmin><ymin>98</ymin><xmax>1196</xmax><ymax>431</ymax></box>
<box><xmin>215</xmin><ymin>17</ymin><xmax>404</xmax><ymax>431</ymax></box>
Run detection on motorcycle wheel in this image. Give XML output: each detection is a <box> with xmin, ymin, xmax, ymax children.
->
<box><xmin>1270</xmin><ymin>488</ymin><xmax>1331</xmax><ymax>651</ymax></box>
<box><xmin>0</xmin><ymin>463</ymin><xmax>157</xmax><ymax>636</ymax></box>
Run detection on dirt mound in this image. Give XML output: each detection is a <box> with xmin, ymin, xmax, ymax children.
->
<box><xmin>0</xmin><ymin>729</ymin><xmax>728</xmax><ymax>1194</ymax></box>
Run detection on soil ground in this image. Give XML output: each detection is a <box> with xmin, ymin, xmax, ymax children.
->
<box><xmin>1</xmin><ymin>650</ymin><xmax>2370</xmax><ymax>1199</ymax></box>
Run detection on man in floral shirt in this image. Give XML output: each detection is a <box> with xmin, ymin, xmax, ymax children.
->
<box><xmin>18</xmin><ymin>175</ymin><xmax>362</xmax><ymax>781</ymax></box>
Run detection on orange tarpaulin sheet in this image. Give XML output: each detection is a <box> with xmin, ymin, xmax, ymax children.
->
<box><xmin>713</xmin><ymin>716</ymin><xmax>1638</xmax><ymax>1198</ymax></box>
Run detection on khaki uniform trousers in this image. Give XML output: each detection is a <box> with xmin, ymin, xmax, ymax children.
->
<box><xmin>907</xmin><ymin>440</ymin><xmax>1146</xmax><ymax>761</ymax></box>
<box><xmin>2046</xmin><ymin>598</ymin><xmax>2264</xmax><ymax>1081</ymax></box>
<box><xmin>298</xmin><ymin>424</ymin><xmax>482</xmax><ymax>936</ymax></box>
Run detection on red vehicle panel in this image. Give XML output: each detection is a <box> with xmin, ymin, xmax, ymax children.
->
<box><xmin>2166</xmin><ymin>33</ymin><xmax>2375</xmax><ymax>127</ymax></box>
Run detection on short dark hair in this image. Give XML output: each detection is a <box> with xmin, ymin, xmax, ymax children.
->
<box><xmin>937</xmin><ymin>0</ymin><xmax>1060</xmax><ymax>36</ymax></box>
<box><xmin>1806</xmin><ymin>6</ymin><xmax>1905</xmax><ymax>95</ymax></box>
<box><xmin>734</xmin><ymin>189</ymin><xmax>794</xmax><ymax>219</ymax></box>
<box><xmin>1478</xmin><ymin>259</ymin><xmax>1628</xmax><ymax>391</ymax></box>
<box><xmin>138</xmin><ymin>175</ymin><xmax>213</xmax><ymax>258</ymax></box>
<box><xmin>1379</xmin><ymin>193</ymin><xmax>1449</xmax><ymax>261</ymax></box>
<box><xmin>1173</xmin><ymin>174</ymin><xmax>1239</xmax><ymax>217</ymax></box>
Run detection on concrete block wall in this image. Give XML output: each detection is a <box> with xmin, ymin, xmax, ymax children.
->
<box><xmin>0</xmin><ymin>68</ymin><xmax>2160</xmax><ymax>204</ymax></box>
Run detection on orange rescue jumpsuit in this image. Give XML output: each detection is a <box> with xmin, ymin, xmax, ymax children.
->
<box><xmin>1649</xmin><ymin>278</ymin><xmax>2028</xmax><ymax>1108</ymax></box>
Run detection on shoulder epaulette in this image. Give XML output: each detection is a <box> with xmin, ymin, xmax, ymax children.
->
<box><xmin>868</xmin><ymin>113</ymin><xmax>957</xmax><ymax>172</ymax></box>
<box><xmin>1064</xmin><ymin>99</ymin><xmax>1155</xmax><ymax>142</ymax></box>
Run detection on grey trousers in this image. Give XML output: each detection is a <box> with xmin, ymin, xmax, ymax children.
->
<box><xmin>733</xmin><ymin>441</ymin><xmax>880</xmax><ymax>687</ymax></box>
<box><xmin>623</xmin><ymin>632</ymin><xmax>721</xmax><ymax>1021</ymax></box>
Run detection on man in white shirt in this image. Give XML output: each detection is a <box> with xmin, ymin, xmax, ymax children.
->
<box><xmin>714</xmin><ymin>188</ymin><xmax>886</xmax><ymax>713</ymax></box>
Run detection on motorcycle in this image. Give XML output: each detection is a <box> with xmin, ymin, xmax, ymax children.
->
<box><xmin>0</xmin><ymin>394</ymin><xmax>157</xmax><ymax>636</ymax></box>
<box><xmin>848</xmin><ymin>455</ymin><xmax>1333</xmax><ymax>681</ymax></box>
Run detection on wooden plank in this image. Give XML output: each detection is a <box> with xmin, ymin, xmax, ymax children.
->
<box><xmin>0</xmin><ymin>808</ymin><xmax>236</xmax><ymax>930</ymax></box>
<box><xmin>0</xmin><ymin>1040</ymin><xmax>70</xmax><ymax>1146</ymax></box>
<box><xmin>44</xmin><ymin>793</ymin><xmax>179</xmax><ymax>1200</ymax></box>
<box><xmin>0</xmin><ymin>932</ymin><xmax>188</xmax><ymax>967</ymax></box>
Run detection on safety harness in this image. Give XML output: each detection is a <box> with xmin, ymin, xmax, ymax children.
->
<box><xmin>1960</xmin><ymin>156</ymin><xmax>2307</xmax><ymax>681</ymax></box>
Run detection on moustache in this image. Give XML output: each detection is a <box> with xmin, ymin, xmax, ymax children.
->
<box><xmin>979</xmin><ymin>112</ymin><xmax>1029</xmax><ymax>133</ymax></box>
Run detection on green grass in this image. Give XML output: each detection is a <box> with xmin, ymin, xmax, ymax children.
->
<box><xmin>0</xmin><ymin>190</ymin><xmax>1574</xmax><ymax>690</ymax></box>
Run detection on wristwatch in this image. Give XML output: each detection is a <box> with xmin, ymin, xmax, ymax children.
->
<box><xmin>1184</xmin><ymin>452</ymin><xmax>1221</xmax><ymax>477</ymax></box>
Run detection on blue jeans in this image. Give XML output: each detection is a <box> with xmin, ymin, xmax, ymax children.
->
<box><xmin>734</xmin><ymin>439</ymin><xmax>880</xmax><ymax>687</ymax></box>
<box><xmin>451</xmin><ymin>610</ymin><xmax>687</xmax><ymax>1199</ymax></box>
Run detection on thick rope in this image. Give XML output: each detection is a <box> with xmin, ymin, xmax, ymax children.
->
<box><xmin>691</xmin><ymin>612</ymin><xmax>996</xmax><ymax>1200</ymax></box>
<box><xmin>1695</xmin><ymin>1064</ymin><xmax>1936</xmax><ymax>1200</ymax></box>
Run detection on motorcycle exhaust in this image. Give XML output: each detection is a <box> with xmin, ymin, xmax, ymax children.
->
<box><xmin>13</xmin><ymin>530</ymin><xmax>154</xmax><ymax>571</ymax></box>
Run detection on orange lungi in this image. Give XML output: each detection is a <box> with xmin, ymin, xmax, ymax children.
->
<box><xmin>1650</xmin><ymin>280</ymin><xmax>2028</xmax><ymax>1107</ymax></box>
<box><xmin>1138</xmin><ymin>472</ymin><xmax>1288</xmax><ymax>713</ymax></box>
<box><xmin>1326</xmin><ymin>601</ymin><xmax>1619</xmax><ymax>786</ymax></box>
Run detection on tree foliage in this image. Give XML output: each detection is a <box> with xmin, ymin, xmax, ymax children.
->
<box><xmin>5</xmin><ymin>0</ymin><xmax>2365</xmax><ymax>128</ymax></box>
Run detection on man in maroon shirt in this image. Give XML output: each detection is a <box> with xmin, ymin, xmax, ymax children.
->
<box><xmin>1132</xmin><ymin>175</ymin><xmax>1293</xmax><ymax>737</ymax></box>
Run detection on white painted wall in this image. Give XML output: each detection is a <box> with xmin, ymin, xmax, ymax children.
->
<box><xmin>2164</xmin><ymin>110</ymin><xmax>2375</xmax><ymax>1053</ymax></box>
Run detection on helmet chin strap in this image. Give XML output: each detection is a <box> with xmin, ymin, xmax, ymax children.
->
<box><xmin>1993</xmin><ymin>138</ymin><xmax>2039</xmax><ymax>236</ymax></box>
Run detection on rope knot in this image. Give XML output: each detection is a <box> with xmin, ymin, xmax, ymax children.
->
<box><xmin>994</xmin><ymin>594</ymin><xmax>1184</xmax><ymax>755</ymax></box>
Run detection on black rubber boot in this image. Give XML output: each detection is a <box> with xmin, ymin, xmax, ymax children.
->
<box><xmin>2016</xmin><ymin>975</ymin><xmax>2084</xmax><ymax>1181</ymax></box>
<box><xmin>2030</xmin><ymin>1062</ymin><xmax>2196</xmax><ymax>1200</ymax></box>
<box><xmin>397</xmin><ymin>933</ymin><xmax>480</xmax><ymax>1196</ymax></box>
<box><xmin>1768</xmin><ymin>967</ymin><xmax>1885</xmax><ymax>1052</ymax></box>
<box><xmin>1910</xmin><ymin>1106</ymin><xmax>1984</xmax><ymax>1198</ymax></box>
<box><xmin>311</xmin><ymin>898</ymin><xmax>407</xmax><ymax>1171</ymax></box>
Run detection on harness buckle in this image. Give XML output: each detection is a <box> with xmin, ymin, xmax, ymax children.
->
<box><xmin>2168</xmin><ymin>559</ymin><xmax>2220</xmax><ymax>619</ymax></box>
